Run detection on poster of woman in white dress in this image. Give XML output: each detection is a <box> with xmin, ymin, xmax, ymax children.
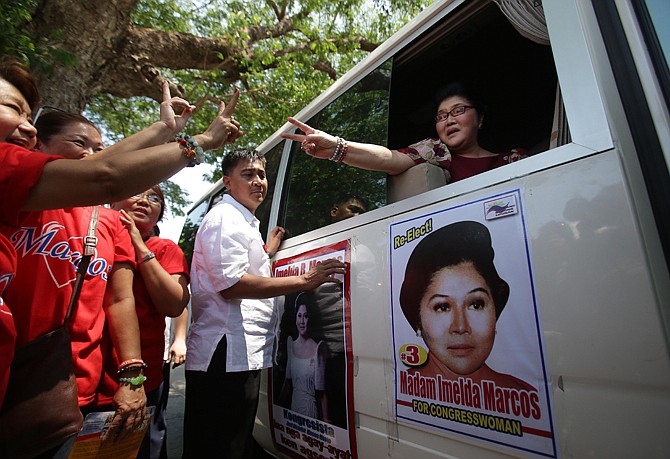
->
<box><xmin>269</xmin><ymin>241</ymin><xmax>357</xmax><ymax>459</ymax></box>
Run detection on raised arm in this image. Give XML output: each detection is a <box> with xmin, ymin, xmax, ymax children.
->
<box><xmin>119</xmin><ymin>209</ymin><xmax>189</xmax><ymax>318</ymax></box>
<box><xmin>22</xmin><ymin>89</ymin><xmax>243</xmax><ymax>211</ymax></box>
<box><xmin>280</xmin><ymin>117</ymin><xmax>415</xmax><ymax>175</ymax></box>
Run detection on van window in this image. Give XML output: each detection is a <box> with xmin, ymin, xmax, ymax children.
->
<box><xmin>178</xmin><ymin>198</ymin><xmax>210</xmax><ymax>267</ymax></box>
<box><xmin>388</xmin><ymin>1</ymin><xmax>559</xmax><ymax>157</ymax></box>
<box><xmin>256</xmin><ymin>140</ymin><xmax>285</xmax><ymax>237</ymax></box>
<box><xmin>278</xmin><ymin>61</ymin><xmax>392</xmax><ymax>238</ymax></box>
<box><xmin>278</xmin><ymin>1</ymin><xmax>560</xmax><ymax>239</ymax></box>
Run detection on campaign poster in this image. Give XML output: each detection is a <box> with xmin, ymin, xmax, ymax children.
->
<box><xmin>390</xmin><ymin>190</ymin><xmax>557</xmax><ymax>458</ymax></box>
<box><xmin>269</xmin><ymin>241</ymin><xmax>357</xmax><ymax>459</ymax></box>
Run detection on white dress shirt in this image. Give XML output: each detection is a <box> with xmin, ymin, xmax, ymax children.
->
<box><xmin>186</xmin><ymin>194</ymin><xmax>277</xmax><ymax>372</ymax></box>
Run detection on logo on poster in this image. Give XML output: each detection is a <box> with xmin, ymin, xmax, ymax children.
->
<box><xmin>484</xmin><ymin>195</ymin><xmax>518</xmax><ymax>220</ymax></box>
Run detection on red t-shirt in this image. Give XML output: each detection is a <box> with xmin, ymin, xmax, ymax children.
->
<box><xmin>97</xmin><ymin>237</ymin><xmax>188</xmax><ymax>402</ymax></box>
<box><xmin>0</xmin><ymin>143</ymin><xmax>59</xmax><ymax>409</ymax></box>
<box><xmin>1</xmin><ymin>206</ymin><xmax>135</xmax><ymax>405</ymax></box>
<box><xmin>0</xmin><ymin>297</ymin><xmax>15</xmax><ymax>410</ymax></box>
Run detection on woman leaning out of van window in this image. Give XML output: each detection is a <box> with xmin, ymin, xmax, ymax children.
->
<box><xmin>282</xmin><ymin>81</ymin><xmax>526</xmax><ymax>184</ymax></box>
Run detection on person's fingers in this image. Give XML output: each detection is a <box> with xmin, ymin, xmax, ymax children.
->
<box><xmin>287</xmin><ymin>117</ymin><xmax>313</xmax><ymax>133</ymax></box>
<box><xmin>227</xmin><ymin>128</ymin><xmax>244</xmax><ymax>143</ymax></box>
<box><xmin>170</xmin><ymin>98</ymin><xmax>195</xmax><ymax>113</ymax></box>
<box><xmin>173</xmin><ymin>353</ymin><xmax>185</xmax><ymax>367</ymax></box>
<box><xmin>217</xmin><ymin>100</ymin><xmax>226</xmax><ymax>117</ymax></box>
<box><xmin>221</xmin><ymin>87</ymin><xmax>240</xmax><ymax>117</ymax></box>
<box><xmin>117</xmin><ymin>414</ymin><xmax>134</xmax><ymax>441</ymax></box>
<box><xmin>280</xmin><ymin>133</ymin><xmax>305</xmax><ymax>142</ymax></box>
<box><xmin>161</xmin><ymin>80</ymin><xmax>171</xmax><ymax>102</ymax></box>
<box><xmin>319</xmin><ymin>259</ymin><xmax>346</xmax><ymax>273</ymax></box>
<box><xmin>118</xmin><ymin>209</ymin><xmax>131</xmax><ymax>222</ymax></box>
<box><xmin>104</xmin><ymin>413</ymin><xmax>125</xmax><ymax>442</ymax></box>
<box><xmin>170</xmin><ymin>97</ymin><xmax>190</xmax><ymax>106</ymax></box>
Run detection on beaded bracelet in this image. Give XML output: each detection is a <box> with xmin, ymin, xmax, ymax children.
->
<box><xmin>118</xmin><ymin>358</ymin><xmax>147</xmax><ymax>374</ymax></box>
<box><xmin>119</xmin><ymin>375</ymin><xmax>147</xmax><ymax>386</ymax></box>
<box><xmin>175</xmin><ymin>133</ymin><xmax>205</xmax><ymax>167</ymax></box>
<box><xmin>118</xmin><ymin>364</ymin><xmax>147</xmax><ymax>375</ymax></box>
<box><xmin>338</xmin><ymin>142</ymin><xmax>349</xmax><ymax>163</ymax></box>
<box><xmin>329</xmin><ymin>137</ymin><xmax>346</xmax><ymax>162</ymax></box>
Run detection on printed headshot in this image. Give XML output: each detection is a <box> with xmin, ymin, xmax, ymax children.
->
<box><xmin>399</xmin><ymin>220</ymin><xmax>535</xmax><ymax>391</ymax></box>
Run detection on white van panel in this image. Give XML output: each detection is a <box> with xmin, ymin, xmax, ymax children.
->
<box><xmin>179</xmin><ymin>1</ymin><xmax>670</xmax><ymax>457</ymax></box>
<box><xmin>254</xmin><ymin>147</ymin><xmax>670</xmax><ymax>458</ymax></box>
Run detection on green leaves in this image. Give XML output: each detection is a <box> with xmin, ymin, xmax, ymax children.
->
<box><xmin>14</xmin><ymin>0</ymin><xmax>433</xmax><ymax>217</ymax></box>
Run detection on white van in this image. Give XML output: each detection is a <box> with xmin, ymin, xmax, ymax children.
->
<box><xmin>178</xmin><ymin>0</ymin><xmax>670</xmax><ymax>457</ymax></box>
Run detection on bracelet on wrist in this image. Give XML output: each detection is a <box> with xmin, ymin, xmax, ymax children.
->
<box><xmin>174</xmin><ymin>133</ymin><xmax>205</xmax><ymax>167</ymax></box>
<box><xmin>138</xmin><ymin>251</ymin><xmax>155</xmax><ymax>265</ymax></box>
<box><xmin>118</xmin><ymin>364</ymin><xmax>146</xmax><ymax>374</ymax></box>
<box><xmin>119</xmin><ymin>375</ymin><xmax>147</xmax><ymax>387</ymax></box>
<box><xmin>118</xmin><ymin>358</ymin><xmax>147</xmax><ymax>374</ymax></box>
<box><xmin>329</xmin><ymin>137</ymin><xmax>348</xmax><ymax>162</ymax></box>
<box><xmin>338</xmin><ymin>141</ymin><xmax>349</xmax><ymax>163</ymax></box>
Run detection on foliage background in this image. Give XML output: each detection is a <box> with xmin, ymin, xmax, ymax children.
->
<box><xmin>2</xmin><ymin>0</ymin><xmax>432</xmax><ymax>215</ymax></box>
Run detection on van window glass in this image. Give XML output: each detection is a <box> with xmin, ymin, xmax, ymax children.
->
<box><xmin>644</xmin><ymin>0</ymin><xmax>670</xmax><ymax>64</ymax></box>
<box><xmin>178</xmin><ymin>198</ymin><xmax>210</xmax><ymax>267</ymax></box>
<box><xmin>256</xmin><ymin>140</ymin><xmax>284</xmax><ymax>237</ymax></box>
<box><xmin>279</xmin><ymin>61</ymin><xmax>391</xmax><ymax>238</ymax></box>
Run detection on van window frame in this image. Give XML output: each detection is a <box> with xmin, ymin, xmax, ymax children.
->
<box><xmin>264</xmin><ymin>0</ymin><xmax>615</xmax><ymax>250</ymax></box>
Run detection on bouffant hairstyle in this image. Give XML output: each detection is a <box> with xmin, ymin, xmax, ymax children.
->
<box><xmin>399</xmin><ymin>221</ymin><xmax>509</xmax><ymax>332</ymax></box>
<box><xmin>293</xmin><ymin>291</ymin><xmax>321</xmax><ymax>338</ymax></box>
<box><xmin>433</xmin><ymin>81</ymin><xmax>487</xmax><ymax>122</ymax></box>
<box><xmin>0</xmin><ymin>58</ymin><xmax>40</xmax><ymax>111</ymax></box>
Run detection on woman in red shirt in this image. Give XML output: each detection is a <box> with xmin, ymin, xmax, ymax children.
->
<box><xmin>100</xmin><ymin>185</ymin><xmax>189</xmax><ymax>458</ymax></box>
<box><xmin>0</xmin><ymin>56</ymin><xmax>240</xmax><ymax>442</ymax></box>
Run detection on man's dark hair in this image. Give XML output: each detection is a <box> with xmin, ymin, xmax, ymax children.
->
<box><xmin>220</xmin><ymin>149</ymin><xmax>266</xmax><ymax>176</ymax></box>
<box><xmin>332</xmin><ymin>194</ymin><xmax>368</xmax><ymax>210</ymax></box>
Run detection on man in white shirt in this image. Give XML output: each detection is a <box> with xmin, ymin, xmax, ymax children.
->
<box><xmin>183</xmin><ymin>149</ymin><xmax>346</xmax><ymax>458</ymax></box>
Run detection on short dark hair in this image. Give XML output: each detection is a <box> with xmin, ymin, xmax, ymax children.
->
<box><xmin>434</xmin><ymin>81</ymin><xmax>486</xmax><ymax>121</ymax></box>
<box><xmin>220</xmin><ymin>149</ymin><xmax>266</xmax><ymax>176</ymax></box>
<box><xmin>399</xmin><ymin>221</ymin><xmax>509</xmax><ymax>332</ymax></box>
<box><xmin>333</xmin><ymin>194</ymin><xmax>368</xmax><ymax>210</ymax></box>
<box><xmin>34</xmin><ymin>111</ymin><xmax>100</xmax><ymax>145</ymax></box>
<box><xmin>0</xmin><ymin>57</ymin><xmax>40</xmax><ymax>111</ymax></box>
